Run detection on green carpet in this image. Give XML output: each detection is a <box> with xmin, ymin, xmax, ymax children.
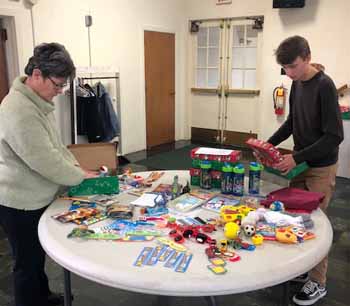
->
<box><xmin>136</xmin><ymin>144</ymin><xmax>197</xmax><ymax>170</ymax></box>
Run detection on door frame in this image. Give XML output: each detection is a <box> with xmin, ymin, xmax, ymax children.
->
<box><xmin>0</xmin><ymin>8</ymin><xmax>27</xmax><ymax>84</ymax></box>
<box><xmin>140</xmin><ymin>25</ymin><xmax>179</xmax><ymax>150</ymax></box>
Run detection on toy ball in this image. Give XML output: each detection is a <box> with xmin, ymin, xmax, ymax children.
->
<box><xmin>270</xmin><ymin>201</ymin><xmax>284</xmax><ymax>212</ymax></box>
<box><xmin>224</xmin><ymin>222</ymin><xmax>241</xmax><ymax>240</ymax></box>
<box><xmin>243</xmin><ymin>224</ymin><xmax>256</xmax><ymax>237</ymax></box>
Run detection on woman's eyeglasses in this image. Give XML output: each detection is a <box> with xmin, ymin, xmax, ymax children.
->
<box><xmin>48</xmin><ymin>76</ymin><xmax>68</xmax><ymax>89</ymax></box>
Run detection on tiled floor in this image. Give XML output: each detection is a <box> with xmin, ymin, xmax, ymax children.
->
<box><xmin>0</xmin><ymin>141</ymin><xmax>349</xmax><ymax>306</ymax></box>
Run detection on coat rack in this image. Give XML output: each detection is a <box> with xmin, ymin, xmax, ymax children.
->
<box><xmin>69</xmin><ymin>70</ymin><xmax>122</xmax><ymax>154</ymax></box>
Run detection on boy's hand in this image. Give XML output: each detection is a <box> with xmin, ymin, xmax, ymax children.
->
<box><xmin>275</xmin><ymin>154</ymin><xmax>296</xmax><ymax>175</ymax></box>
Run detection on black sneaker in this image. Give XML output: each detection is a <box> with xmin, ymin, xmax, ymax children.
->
<box><xmin>291</xmin><ymin>273</ymin><xmax>309</xmax><ymax>283</ymax></box>
<box><xmin>293</xmin><ymin>280</ymin><xmax>327</xmax><ymax>306</ymax></box>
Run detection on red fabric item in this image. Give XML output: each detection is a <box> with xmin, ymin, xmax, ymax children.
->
<box><xmin>261</xmin><ymin>187</ymin><xmax>325</xmax><ymax>212</ymax></box>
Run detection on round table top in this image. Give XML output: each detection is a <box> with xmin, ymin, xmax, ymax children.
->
<box><xmin>38</xmin><ymin>170</ymin><xmax>333</xmax><ymax>297</ymax></box>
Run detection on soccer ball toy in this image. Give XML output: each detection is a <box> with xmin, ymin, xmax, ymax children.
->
<box><xmin>243</xmin><ymin>224</ymin><xmax>256</xmax><ymax>237</ymax></box>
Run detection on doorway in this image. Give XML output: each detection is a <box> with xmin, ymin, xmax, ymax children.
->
<box><xmin>144</xmin><ymin>30</ymin><xmax>175</xmax><ymax>149</ymax></box>
<box><xmin>0</xmin><ymin>25</ymin><xmax>9</xmax><ymax>103</ymax></box>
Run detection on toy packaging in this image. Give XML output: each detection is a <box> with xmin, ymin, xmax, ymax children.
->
<box><xmin>167</xmin><ymin>193</ymin><xmax>206</xmax><ymax>212</ymax></box>
<box><xmin>106</xmin><ymin>204</ymin><xmax>133</xmax><ymax>219</ymax></box>
<box><xmin>202</xmin><ymin>195</ymin><xmax>240</xmax><ymax>213</ymax></box>
<box><xmin>189</xmin><ymin>188</ymin><xmax>218</xmax><ymax>201</ymax></box>
<box><xmin>52</xmin><ymin>207</ymin><xmax>101</xmax><ymax>224</ymax></box>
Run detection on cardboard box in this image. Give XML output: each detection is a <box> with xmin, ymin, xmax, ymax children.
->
<box><xmin>67</xmin><ymin>142</ymin><xmax>118</xmax><ymax>175</ymax></box>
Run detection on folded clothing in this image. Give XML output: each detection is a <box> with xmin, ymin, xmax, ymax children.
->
<box><xmin>261</xmin><ymin>187</ymin><xmax>325</xmax><ymax>212</ymax></box>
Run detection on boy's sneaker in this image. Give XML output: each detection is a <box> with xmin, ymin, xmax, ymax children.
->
<box><xmin>293</xmin><ymin>280</ymin><xmax>327</xmax><ymax>306</ymax></box>
<box><xmin>292</xmin><ymin>273</ymin><xmax>309</xmax><ymax>283</ymax></box>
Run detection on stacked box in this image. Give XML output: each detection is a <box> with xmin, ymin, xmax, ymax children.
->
<box><xmin>190</xmin><ymin>147</ymin><xmax>241</xmax><ymax>188</ymax></box>
<box><xmin>340</xmin><ymin>105</ymin><xmax>350</xmax><ymax>120</ymax></box>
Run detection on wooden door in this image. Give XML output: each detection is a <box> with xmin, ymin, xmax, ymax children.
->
<box><xmin>0</xmin><ymin>28</ymin><xmax>9</xmax><ymax>103</ymax></box>
<box><xmin>144</xmin><ymin>30</ymin><xmax>175</xmax><ymax>148</ymax></box>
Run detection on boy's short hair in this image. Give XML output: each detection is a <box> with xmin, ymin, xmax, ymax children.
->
<box><xmin>275</xmin><ymin>36</ymin><xmax>311</xmax><ymax>65</ymax></box>
<box><xmin>24</xmin><ymin>42</ymin><xmax>75</xmax><ymax>79</ymax></box>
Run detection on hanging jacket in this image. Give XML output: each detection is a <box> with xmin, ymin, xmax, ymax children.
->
<box><xmin>93</xmin><ymin>82</ymin><xmax>120</xmax><ymax>141</ymax></box>
<box><xmin>76</xmin><ymin>82</ymin><xmax>120</xmax><ymax>142</ymax></box>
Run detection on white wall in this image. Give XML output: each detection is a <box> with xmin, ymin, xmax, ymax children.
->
<box><xmin>185</xmin><ymin>0</ymin><xmax>350</xmax><ymax>149</ymax></box>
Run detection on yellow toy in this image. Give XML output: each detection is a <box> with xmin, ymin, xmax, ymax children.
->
<box><xmin>219</xmin><ymin>239</ymin><xmax>228</xmax><ymax>253</ymax></box>
<box><xmin>224</xmin><ymin>222</ymin><xmax>241</xmax><ymax>239</ymax></box>
<box><xmin>275</xmin><ymin>228</ymin><xmax>298</xmax><ymax>244</ymax></box>
<box><xmin>251</xmin><ymin>234</ymin><xmax>264</xmax><ymax>245</ymax></box>
<box><xmin>220</xmin><ymin>205</ymin><xmax>244</xmax><ymax>223</ymax></box>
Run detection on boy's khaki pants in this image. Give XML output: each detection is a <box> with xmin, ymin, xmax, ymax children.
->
<box><xmin>290</xmin><ymin>163</ymin><xmax>338</xmax><ymax>286</ymax></box>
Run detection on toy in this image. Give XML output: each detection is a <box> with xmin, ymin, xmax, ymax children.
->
<box><xmin>242</xmin><ymin>224</ymin><xmax>256</xmax><ymax>237</ymax></box>
<box><xmin>207</xmin><ymin>264</ymin><xmax>227</xmax><ymax>275</ymax></box>
<box><xmin>275</xmin><ymin>228</ymin><xmax>298</xmax><ymax>244</ymax></box>
<box><xmin>224</xmin><ymin>222</ymin><xmax>241</xmax><ymax>239</ymax></box>
<box><xmin>251</xmin><ymin>234</ymin><xmax>264</xmax><ymax>245</ymax></box>
<box><xmin>220</xmin><ymin>205</ymin><xmax>245</xmax><ymax>224</ymax></box>
<box><xmin>270</xmin><ymin>201</ymin><xmax>284</xmax><ymax>211</ymax></box>
<box><xmin>219</xmin><ymin>239</ymin><xmax>228</xmax><ymax>253</ymax></box>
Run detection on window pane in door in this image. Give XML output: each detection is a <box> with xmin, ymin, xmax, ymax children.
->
<box><xmin>232</xmin><ymin>25</ymin><xmax>245</xmax><ymax>47</ymax></box>
<box><xmin>209</xmin><ymin>26</ymin><xmax>220</xmax><ymax>46</ymax></box>
<box><xmin>231</xmin><ymin>69</ymin><xmax>243</xmax><ymax>88</ymax></box>
<box><xmin>246</xmin><ymin>25</ymin><xmax>258</xmax><ymax>47</ymax></box>
<box><xmin>244</xmin><ymin>70</ymin><xmax>256</xmax><ymax>88</ymax></box>
<box><xmin>208</xmin><ymin>69</ymin><xmax>219</xmax><ymax>88</ymax></box>
<box><xmin>245</xmin><ymin>48</ymin><xmax>257</xmax><ymax>69</ymax></box>
<box><xmin>208</xmin><ymin>48</ymin><xmax>219</xmax><ymax>67</ymax></box>
<box><xmin>197</xmin><ymin>68</ymin><xmax>207</xmax><ymax>87</ymax></box>
<box><xmin>197</xmin><ymin>48</ymin><xmax>207</xmax><ymax>67</ymax></box>
<box><xmin>198</xmin><ymin>27</ymin><xmax>208</xmax><ymax>47</ymax></box>
<box><xmin>232</xmin><ymin>47</ymin><xmax>245</xmax><ymax>69</ymax></box>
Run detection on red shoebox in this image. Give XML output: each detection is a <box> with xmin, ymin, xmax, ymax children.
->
<box><xmin>190</xmin><ymin>147</ymin><xmax>241</xmax><ymax>163</ymax></box>
<box><xmin>245</xmin><ymin>138</ymin><xmax>283</xmax><ymax>168</ymax></box>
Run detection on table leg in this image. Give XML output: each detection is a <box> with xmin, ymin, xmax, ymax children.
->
<box><xmin>280</xmin><ymin>281</ymin><xmax>290</xmax><ymax>306</ymax></box>
<box><xmin>63</xmin><ymin>268</ymin><xmax>73</xmax><ymax>306</ymax></box>
<box><xmin>204</xmin><ymin>296</ymin><xmax>218</xmax><ymax>306</ymax></box>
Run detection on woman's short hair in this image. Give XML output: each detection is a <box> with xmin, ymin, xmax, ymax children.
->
<box><xmin>24</xmin><ymin>42</ymin><xmax>75</xmax><ymax>79</ymax></box>
<box><xmin>275</xmin><ymin>36</ymin><xmax>311</xmax><ymax>65</ymax></box>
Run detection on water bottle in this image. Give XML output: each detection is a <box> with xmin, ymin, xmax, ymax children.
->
<box><xmin>221</xmin><ymin>163</ymin><xmax>233</xmax><ymax>194</ymax></box>
<box><xmin>200</xmin><ymin>160</ymin><xmax>212</xmax><ymax>189</ymax></box>
<box><xmin>248</xmin><ymin>162</ymin><xmax>263</xmax><ymax>195</ymax></box>
<box><xmin>232</xmin><ymin>163</ymin><xmax>245</xmax><ymax>196</ymax></box>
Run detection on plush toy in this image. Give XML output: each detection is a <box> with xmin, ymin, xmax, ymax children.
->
<box><xmin>241</xmin><ymin>208</ymin><xmax>266</xmax><ymax>227</ymax></box>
